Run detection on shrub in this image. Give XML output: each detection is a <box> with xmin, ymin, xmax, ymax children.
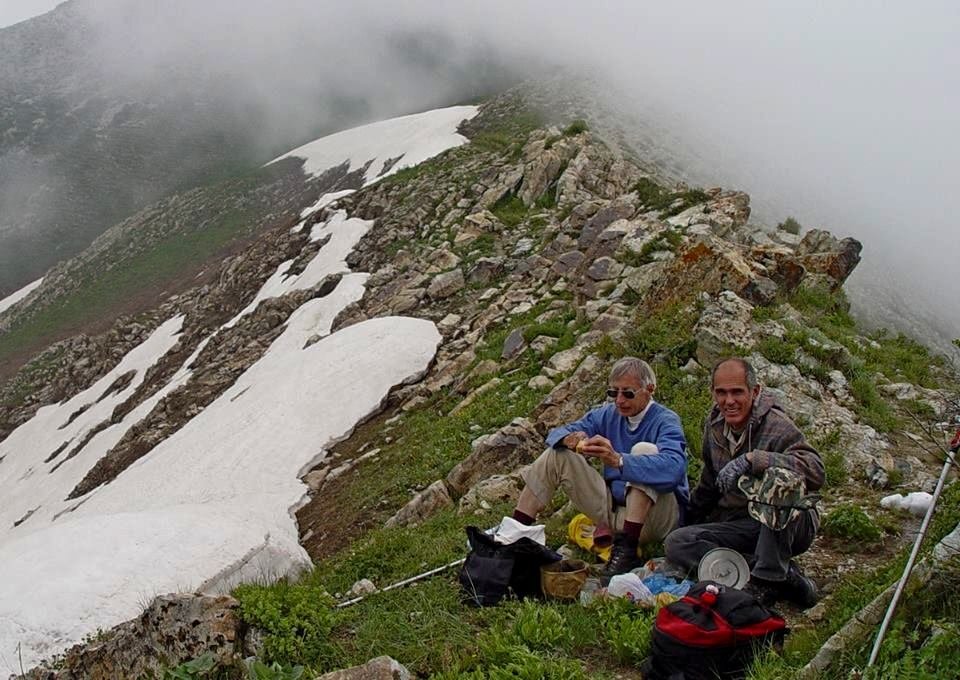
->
<box><xmin>821</xmin><ymin>504</ymin><xmax>883</xmax><ymax>543</ymax></box>
<box><xmin>234</xmin><ymin>581</ymin><xmax>337</xmax><ymax>665</ymax></box>
<box><xmin>631</xmin><ymin>177</ymin><xmax>668</xmax><ymax>208</ymax></box>
<box><xmin>563</xmin><ymin>119</ymin><xmax>589</xmax><ymax>136</ymax></box>
<box><xmin>777</xmin><ymin>216</ymin><xmax>802</xmax><ymax>234</ymax></box>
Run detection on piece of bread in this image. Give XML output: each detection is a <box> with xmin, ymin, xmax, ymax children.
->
<box><xmin>575</xmin><ymin>439</ymin><xmax>587</xmax><ymax>453</ymax></box>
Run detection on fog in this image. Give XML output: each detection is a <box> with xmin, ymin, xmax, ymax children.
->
<box><xmin>4</xmin><ymin>0</ymin><xmax>958</xmax><ymax>352</ymax></box>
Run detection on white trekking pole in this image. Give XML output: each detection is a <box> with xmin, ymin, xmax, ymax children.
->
<box><xmin>865</xmin><ymin>423</ymin><xmax>960</xmax><ymax>668</ymax></box>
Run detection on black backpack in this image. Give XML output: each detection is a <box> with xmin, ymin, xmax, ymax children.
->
<box><xmin>641</xmin><ymin>581</ymin><xmax>787</xmax><ymax>680</ymax></box>
<box><xmin>458</xmin><ymin>526</ymin><xmax>561</xmax><ymax>606</ymax></box>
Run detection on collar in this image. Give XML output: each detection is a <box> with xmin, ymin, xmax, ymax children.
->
<box><xmin>626</xmin><ymin>399</ymin><xmax>655</xmax><ymax>429</ymax></box>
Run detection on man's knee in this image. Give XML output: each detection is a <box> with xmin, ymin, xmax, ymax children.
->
<box><xmin>664</xmin><ymin>525</ymin><xmax>696</xmax><ymax>556</ymax></box>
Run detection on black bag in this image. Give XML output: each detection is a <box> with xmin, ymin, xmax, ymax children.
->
<box><xmin>641</xmin><ymin>581</ymin><xmax>787</xmax><ymax>680</ymax></box>
<box><xmin>458</xmin><ymin>526</ymin><xmax>561</xmax><ymax>606</ymax></box>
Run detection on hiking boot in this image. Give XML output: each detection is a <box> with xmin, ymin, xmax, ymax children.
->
<box><xmin>782</xmin><ymin>562</ymin><xmax>819</xmax><ymax>609</ymax></box>
<box><xmin>744</xmin><ymin>578</ymin><xmax>780</xmax><ymax>607</ymax></box>
<box><xmin>601</xmin><ymin>534</ymin><xmax>643</xmax><ymax>578</ymax></box>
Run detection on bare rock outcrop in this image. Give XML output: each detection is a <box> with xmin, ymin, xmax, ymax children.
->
<box><xmin>25</xmin><ymin>594</ymin><xmax>245</xmax><ymax>680</ymax></box>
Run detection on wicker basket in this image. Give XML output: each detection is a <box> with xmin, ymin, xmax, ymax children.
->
<box><xmin>540</xmin><ymin>559</ymin><xmax>588</xmax><ymax>601</ymax></box>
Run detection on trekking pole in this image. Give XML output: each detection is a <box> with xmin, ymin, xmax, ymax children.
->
<box><xmin>865</xmin><ymin>425</ymin><xmax>960</xmax><ymax>668</ymax></box>
<box><xmin>335</xmin><ymin>558</ymin><xmax>466</xmax><ymax>608</ymax></box>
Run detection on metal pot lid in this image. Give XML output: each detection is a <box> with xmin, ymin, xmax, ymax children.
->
<box><xmin>697</xmin><ymin>548</ymin><xmax>750</xmax><ymax>589</ymax></box>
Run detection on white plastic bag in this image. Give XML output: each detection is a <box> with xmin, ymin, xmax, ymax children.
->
<box><xmin>606</xmin><ymin>572</ymin><xmax>655</xmax><ymax>605</ymax></box>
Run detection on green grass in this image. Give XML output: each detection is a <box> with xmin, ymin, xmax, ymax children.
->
<box><xmin>490</xmin><ymin>194</ymin><xmax>529</xmax><ymax>227</ymax></box>
<box><xmin>621</xmin><ymin>229</ymin><xmax>683</xmax><ymax>266</ymax></box>
<box><xmin>755</xmin><ymin>285</ymin><xmax>951</xmax><ymax>433</ymax></box>
<box><xmin>757</xmin><ymin>335</ymin><xmax>799</xmax><ymax>365</ymax></box>
<box><xmin>849</xmin><ymin>371</ymin><xmax>898</xmax><ymax>432</ymax></box>
<box><xmin>630</xmin><ymin>178</ymin><xmax>711</xmax><ymax>218</ymax></box>
<box><xmin>812</xmin><ymin>429</ymin><xmax>847</xmax><ymax>488</ymax></box>
<box><xmin>821</xmin><ymin>504</ymin><xmax>884</xmax><ymax>543</ymax></box>
<box><xmin>0</xmin><ymin>205</ymin><xmax>257</xmax><ymax>372</ymax></box>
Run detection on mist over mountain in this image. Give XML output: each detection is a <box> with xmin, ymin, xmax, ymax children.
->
<box><xmin>1</xmin><ymin>0</ymin><xmax>957</xmax><ymax>355</ymax></box>
<box><xmin>0</xmin><ymin>0</ymin><xmax>527</xmax><ymax>295</ymax></box>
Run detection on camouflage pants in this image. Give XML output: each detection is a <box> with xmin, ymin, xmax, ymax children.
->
<box><xmin>663</xmin><ymin>511</ymin><xmax>817</xmax><ymax>582</ymax></box>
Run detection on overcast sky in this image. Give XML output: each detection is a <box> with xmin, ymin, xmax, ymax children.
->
<box><xmin>0</xmin><ymin>0</ymin><xmax>62</xmax><ymax>28</ymax></box>
<box><xmin>3</xmin><ymin>0</ymin><xmax>958</xmax><ymax>347</ymax></box>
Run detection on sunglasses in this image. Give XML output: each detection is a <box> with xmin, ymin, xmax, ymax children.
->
<box><xmin>606</xmin><ymin>388</ymin><xmax>637</xmax><ymax>399</ymax></box>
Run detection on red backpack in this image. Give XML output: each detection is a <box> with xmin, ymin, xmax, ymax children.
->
<box><xmin>641</xmin><ymin>581</ymin><xmax>787</xmax><ymax>680</ymax></box>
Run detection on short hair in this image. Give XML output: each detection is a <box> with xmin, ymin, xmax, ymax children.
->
<box><xmin>711</xmin><ymin>357</ymin><xmax>758</xmax><ymax>390</ymax></box>
<box><xmin>609</xmin><ymin>357</ymin><xmax>656</xmax><ymax>387</ymax></box>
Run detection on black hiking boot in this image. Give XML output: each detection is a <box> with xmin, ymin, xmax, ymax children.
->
<box><xmin>782</xmin><ymin>562</ymin><xmax>819</xmax><ymax>609</ymax></box>
<box><xmin>601</xmin><ymin>533</ymin><xmax>643</xmax><ymax>579</ymax></box>
<box><xmin>744</xmin><ymin>578</ymin><xmax>780</xmax><ymax>607</ymax></box>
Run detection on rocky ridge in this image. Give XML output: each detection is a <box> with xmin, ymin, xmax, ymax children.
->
<box><xmin>10</xmin><ymin>95</ymin><xmax>958</xmax><ymax>678</ymax></box>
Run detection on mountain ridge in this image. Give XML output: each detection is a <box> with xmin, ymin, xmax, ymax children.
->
<box><xmin>2</xmin><ymin>93</ymin><xmax>957</xmax><ymax>678</ymax></box>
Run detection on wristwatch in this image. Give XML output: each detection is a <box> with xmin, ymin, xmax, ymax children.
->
<box><xmin>616</xmin><ymin>454</ymin><xmax>624</xmax><ymax>470</ymax></box>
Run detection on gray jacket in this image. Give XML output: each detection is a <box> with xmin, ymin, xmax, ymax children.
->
<box><xmin>686</xmin><ymin>390</ymin><xmax>824</xmax><ymax>526</ymax></box>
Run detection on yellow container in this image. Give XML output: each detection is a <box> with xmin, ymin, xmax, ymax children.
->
<box><xmin>567</xmin><ymin>513</ymin><xmax>613</xmax><ymax>562</ymax></box>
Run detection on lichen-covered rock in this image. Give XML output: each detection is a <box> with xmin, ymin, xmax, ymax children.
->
<box><xmin>795</xmin><ymin>229</ymin><xmax>863</xmax><ymax>289</ymax></box>
<box><xmin>459</xmin><ymin>471</ymin><xmax>525</xmax><ymax>514</ymax></box>
<box><xmin>24</xmin><ymin>594</ymin><xmax>244</xmax><ymax>680</ymax></box>
<box><xmin>317</xmin><ymin>656</ymin><xmax>411</xmax><ymax>680</ymax></box>
<box><xmin>446</xmin><ymin>418</ymin><xmax>543</xmax><ymax>497</ymax></box>
<box><xmin>694</xmin><ymin>291</ymin><xmax>756</xmax><ymax>366</ymax></box>
<box><xmin>384</xmin><ymin>480</ymin><xmax>454</xmax><ymax>528</ymax></box>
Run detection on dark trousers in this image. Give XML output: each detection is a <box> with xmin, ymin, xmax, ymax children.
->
<box><xmin>663</xmin><ymin>511</ymin><xmax>817</xmax><ymax>582</ymax></box>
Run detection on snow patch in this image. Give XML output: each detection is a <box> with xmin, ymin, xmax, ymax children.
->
<box><xmin>0</xmin><ymin>104</ymin><xmax>471</xmax><ymax>671</ymax></box>
<box><xmin>269</xmin><ymin>105</ymin><xmax>477</xmax><ymax>185</ymax></box>
<box><xmin>0</xmin><ymin>277</ymin><xmax>43</xmax><ymax>316</ymax></box>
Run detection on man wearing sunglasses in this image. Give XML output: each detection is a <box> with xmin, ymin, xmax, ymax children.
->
<box><xmin>511</xmin><ymin>357</ymin><xmax>689</xmax><ymax>577</ymax></box>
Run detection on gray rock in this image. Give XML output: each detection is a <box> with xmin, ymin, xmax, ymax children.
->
<box><xmin>586</xmin><ymin>256</ymin><xmax>623</xmax><ymax>281</ymax></box>
<box><xmin>459</xmin><ymin>472</ymin><xmax>525</xmax><ymax>514</ymax></box>
<box><xmin>502</xmin><ymin>328</ymin><xmax>527</xmax><ymax>360</ymax></box>
<box><xmin>512</xmin><ymin>238</ymin><xmax>535</xmax><ymax>256</ymax></box>
<box><xmin>348</xmin><ymin>578</ymin><xmax>377</xmax><ymax>597</ymax></box>
<box><xmin>468</xmin><ymin>257</ymin><xmax>506</xmax><ymax>285</ymax></box>
<box><xmin>427</xmin><ymin>269</ymin><xmax>465</xmax><ymax>300</ymax></box>
<box><xmin>425</xmin><ymin>248</ymin><xmax>461</xmax><ymax>273</ymax></box>
<box><xmin>317</xmin><ymin>656</ymin><xmax>411</xmax><ymax>680</ymax></box>
<box><xmin>446</xmin><ymin>418</ymin><xmax>542</xmax><ymax>497</ymax></box>
<box><xmin>548</xmin><ymin>347</ymin><xmax>587</xmax><ymax>374</ymax></box>
<box><xmin>384</xmin><ymin>480</ymin><xmax>454</xmax><ymax>528</ymax></box>
<box><xmin>437</xmin><ymin>313</ymin><xmax>462</xmax><ymax>334</ymax></box>
<box><xmin>552</xmin><ymin>250</ymin><xmax>585</xmax><ymax>277</ymax></box>
<box><xmin>527</xmin><ymin>375</ymin><xmax>556</xmax><ymax>390</ymax></box>
<box><xmin>694</xmin><ymin>292</ymin><xmax>756</xmax><ymax>366</ymax></box>
<box><xmin>529</xmin><ymin>335</ymin><xmax>558</xmax><ymax>354</ymax></box>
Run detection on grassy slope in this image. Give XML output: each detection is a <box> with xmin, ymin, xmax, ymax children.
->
<box><xmin>18</xmin><ymin>103</ymin><xmax>953</xmax><ymax>677</ymax></box>
<box><xmin>0</xmin><ymin>160</ymin><xmax>310</xmax><ymax>388</ymax></box>
<box><xmin>235</xmin><ymin>275</ymin><xmax>960</xmax><ymax>678</ymax></box>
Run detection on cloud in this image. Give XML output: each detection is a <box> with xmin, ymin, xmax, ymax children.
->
<box><xmin>11</xmin><ymin>0</ymin><xmax>960</xmax><ymax>347</ymax></box>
